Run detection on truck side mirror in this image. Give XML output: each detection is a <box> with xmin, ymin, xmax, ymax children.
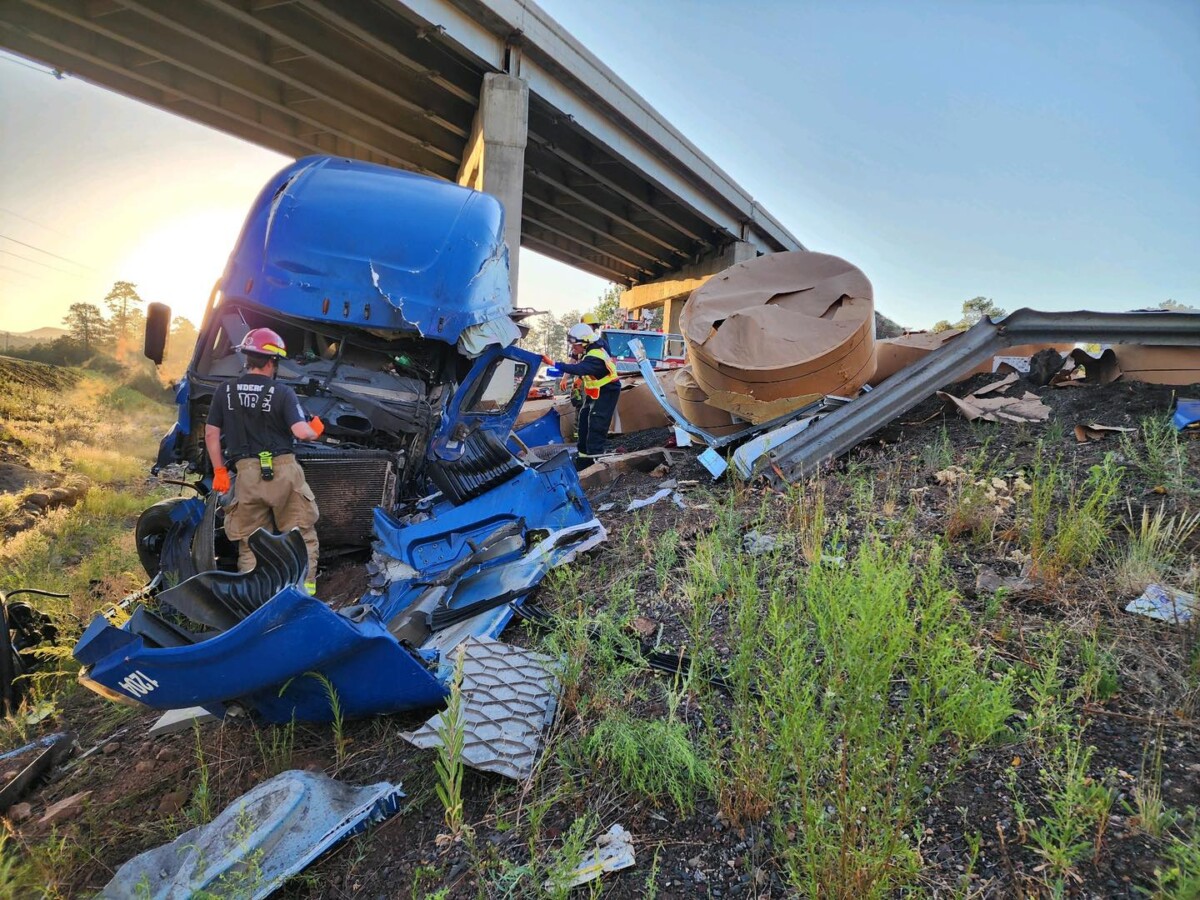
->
<box><xmin>144</xmin><ymin>302</ymin><xmax>171</xmax><ymax>365</ymax></box>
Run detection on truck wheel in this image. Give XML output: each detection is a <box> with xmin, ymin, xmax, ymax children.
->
<box><xmin>135</xmin><ymin>498</ymin><xmax>193</xmax><ymax>578</ymax></box>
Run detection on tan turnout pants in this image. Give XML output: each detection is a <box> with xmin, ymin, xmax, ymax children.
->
<box><xmin>224</xmin><ymin>455</ymin><xmax>319</xmax><ymax>580</ymax></box>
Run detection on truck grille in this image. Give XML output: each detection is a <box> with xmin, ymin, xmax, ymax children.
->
<box><xmin>297</xmin><ymin>450</ymin><xmax>398</xmax><ymax>550</ymax></box>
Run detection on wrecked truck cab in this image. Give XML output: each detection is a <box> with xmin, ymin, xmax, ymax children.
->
<box><xmin>78</xmin><ymin>156</ymin><xmax>603</xmax><ymax>722</ymax></box>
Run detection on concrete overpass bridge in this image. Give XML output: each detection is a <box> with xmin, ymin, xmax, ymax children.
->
<box><xmin>0</xmin><ymin>0</ymin><xmax>804</xmax><ymax>324</ymax></box>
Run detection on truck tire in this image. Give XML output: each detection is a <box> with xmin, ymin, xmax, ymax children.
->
<box><xmin>135</xmin><ymin>498</ymin><xmax>194</xmax><ymax>579</ymax></box>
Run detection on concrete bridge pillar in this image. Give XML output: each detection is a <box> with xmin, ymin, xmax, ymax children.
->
<box><xmin>457</xmin><ymin>73</ymin><xmax>529</xmax><ymax>304</ymax></box>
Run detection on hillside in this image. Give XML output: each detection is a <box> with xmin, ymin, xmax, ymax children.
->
<box><xmin>0</xmin><ymin>327</ymin><xmax>69</xmax><ymax>351</ymax></box>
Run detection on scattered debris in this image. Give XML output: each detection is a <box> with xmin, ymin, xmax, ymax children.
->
<box><xmin>697</xmin><ymin>447</ymin><xmax>728</xmax><ymax>479</ymax></box>
<box><xmin>148</xmin><ymin>706</ymin><xmax>220</xmax><ymax>738</ymax></box>
<box><xmin>99</xmin><ymin>771</ymin><xmax>403</xmax><ymax>899</ymax></box>
<box><xmin>404</xmin><ymin>637</ymin><xmax>559</xmax><ymax>780</ymax></box>
<box><xmin>673</xmin><ymin>426</ymin><xmax>694</xmax><ymax>447</ymax></box>
<box><xmin>630</xmin><ymin>617</ymin><xmax>657</xmax><ymax>639</ymax></box>
<box><xmin>576</xmin><ymin>447</ymin><xmax>684</xmax><ymax>491</ymax></box>
<box><xmin>626</xmin><ymin>488</ymin><xmax>674</xmax><ymax>512</ymax></box>
<box><xmin>1125</xmin><ymin>584</ymin><xmax>1195</xmax><ymax>625</ymax></box>
<box><xmin>1173</xmin><ymin>398</ymin><xmax>1200</xmax><ymax>431</ymax></box>
<box><xmin>742</xmin><ymin>530</ymin><xmax>778</xmax><ymax>555</ymax></box>
<box><xmin>938</xmin><ymin>376</ymin><xmax>1051</xmax><ymax>424</ymax></box>
<box><xmin>544</xmin><ymin>823</ymin><xmax>635</xmax><ymax>890</ymax></box>
<box><xmin>1074</xmin><ymin>423</ymin><xmax>1137</xmax><ymax>443</ymax></box>
<box><xmin>596</xmin><ymin>502</ymin><xmax>615</xmax><ymax>513</ymax></box>
<box><xmin>0</xmin><ymin>732</ymin><xmax>74</xmax><ymax>812</ymax></box>
<box><xmin>976</xmin><ymin>565</ymin><xmax>1036</xmax><ymax>598</ymax></box>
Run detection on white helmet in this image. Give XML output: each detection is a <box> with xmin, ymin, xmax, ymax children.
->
<box><xmin>567</xmin><ymin>323</ymin><xmax>595</xmax><ymax>343</ymax></box>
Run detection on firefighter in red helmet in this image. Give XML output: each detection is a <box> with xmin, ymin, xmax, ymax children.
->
<box><xmin>204</xmin><ymin>327</ymin><xmax>324</xmax><ymax>593</ymax></box>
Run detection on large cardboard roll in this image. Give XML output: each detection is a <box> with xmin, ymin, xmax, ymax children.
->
<box><xmin>681</xmin><ymin>251</ymin><xmax>877</xmax><ymax>422</ymax></box>
<box><xmin>674</xmin><ymin>367</ymin><xmax>744</xmax><ymax>435</ymax></box>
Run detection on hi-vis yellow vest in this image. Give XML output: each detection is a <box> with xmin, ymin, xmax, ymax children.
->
<box><xmin>582</xmin><ymin>347</ymin><xmax>618</xmax><ymax>399</ymax></box>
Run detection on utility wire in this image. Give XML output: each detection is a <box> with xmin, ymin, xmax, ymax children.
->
<box><xmin>0</xmin><ymin>248</ymin><xmax>88</xmax><ymax>278</ymax></box>
<box><xmin>0</xmin><ymin>235</ymin><xmax>95</xmax><ymax>271</ymax></box>
<box><xmin>0</xmin><ymin>207</ymin><xmax>67</xmax><ymax>237</ymax></box>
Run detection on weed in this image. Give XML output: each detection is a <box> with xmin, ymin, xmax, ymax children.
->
<box><xmin>1120</xmin><ymin>416</ymin><xmax>1193</xmax><ymax>494</ymax></box>
<box><xmin>1131</xmin><ymin>731</ymin><xmax>1175</xmax><ymax>838</ymax></box>
<box><xmin>921</xmin><ymin>424</ymin><xmax>955</xmax><ymax>473</ymax></box>
<box><xmin>583</xmin><ymin>708</ymin><xmax>711</xmax><ymax>814</ymax></box>
<box><xmin>787</xmin><ymin>478</ymin><xmax>827</xmax><ymax>565</ymax></box>
<box><xmin>1013</xmin><ymin>735</ymin><xmax>1113</xmax><ymax>879</ymax></box>
<box><xmin>434</xmin><ymin>652</ymin><xmax>470</xmax><ymax>848</ymax></box>
<box><xmin>1076</xmin><ymin>632</ymin><xmax>1121</xmax><ymax>702</ymax></box>
<box><xmin>186</xmin><ymin>723</ymin><xmax>213</xmax><ymax>825</ymax></box>
<box><xmin>542</xmin><ymin>812</ymin><xmax>599</xmax><ymax>900</ymax></box>
<box><xmin>1154</xmin><ymin>817</ymin><xmax>1200</xmax><ymax>899</ymax></box>
<box><xmin>1021</xmin><ymin>631</ymin><xmax>1076</xmax><ymax>749</ymax></box>
<box><xmin>252</xmin><ymin>717</ymin><xmax>297</xmax><ymax>777</ymax></box>
<box><xmin>1025</xmin><ymin>447</ymin><xmax>1124</xmax><ymax>579</ymax></box>
<box><xmin>279</xmin><ymin>671</ymin><xmax>347</xmax><ymax>767</ymax></box>
<box><xmin>1113</xmin><ymin>502</ymin><xmax>1200</xmax><ymax>594</ymax></box>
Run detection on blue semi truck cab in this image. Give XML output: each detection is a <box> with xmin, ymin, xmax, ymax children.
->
<box><xmin>74</xmin><ymin>156</ymin><xmax>602</xmax><ymax>722</ymax></box>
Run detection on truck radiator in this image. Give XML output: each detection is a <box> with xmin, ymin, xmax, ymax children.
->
<box><xmin>426</xmin><ymin>429</ymin><xmax>523</xmax><ymax>505</ymax></box>
<box><xmin>297</xmin><ymin>449</ymin><xmax>397</xmax><ymax>549</ymax></box>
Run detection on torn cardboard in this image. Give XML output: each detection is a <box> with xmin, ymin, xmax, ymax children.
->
<box><xmin>938</xmin><ymin>376</ymin><xmax>1051</xmax><ymax>424</ymax></box>
<box><xmin>1074</xmin><ymin>423</ymin><xmax>1137</xmax><ymax>443</ymax></box>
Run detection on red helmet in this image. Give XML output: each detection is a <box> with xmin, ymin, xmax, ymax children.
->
<box><xmin>237</xmin><ymin>327</ymin><xmax>287</xmax><ymax>358</ymax></box>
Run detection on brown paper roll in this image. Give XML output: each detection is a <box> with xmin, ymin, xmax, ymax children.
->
<box><xmin>680</xmin><ymin>251</ymin><xmax>877</xmax><ymax>422</ymax></box>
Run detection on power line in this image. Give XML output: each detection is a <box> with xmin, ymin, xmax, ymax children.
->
<box><xmin>0</xmin><ymin>248</ymin><xmax>88</xmax><ymax>278</ymax></box>
<box><xmin>0</xmin><ymin>207</ymin><xmax>67</xmax><ymax>237</ymax></box>
<box><xmin>0</xmin><ymin>235</ymin><xmax>95</xmax><ymax>271</ymax></box>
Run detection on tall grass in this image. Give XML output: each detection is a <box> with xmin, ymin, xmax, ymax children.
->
<box><xmin>679</xmin><ymin>499</ymin><xmax>1014</xmax><ymax>898</ymax></box>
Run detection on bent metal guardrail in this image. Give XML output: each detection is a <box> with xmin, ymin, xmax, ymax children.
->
<box><xmin>761</xmin><ymin>308</ymin><xmax>1200</xmax><ymax>485</ymax></box>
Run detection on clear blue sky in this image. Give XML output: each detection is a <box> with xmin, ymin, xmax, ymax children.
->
<box><xmin>1</xmin><ymin>0</ymin><xmax>1196</xmax><ymax>335</ymax></box>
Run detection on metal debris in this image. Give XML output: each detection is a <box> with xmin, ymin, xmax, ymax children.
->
<box><xmin>404</xmin><ymin>637</ymin><xmax>560</xmax><ymax>780</ymax></box>
<box><xmin>99</xmin><ymin>770</ymin><xmax>403</xmax><ymax>899</ymax></box>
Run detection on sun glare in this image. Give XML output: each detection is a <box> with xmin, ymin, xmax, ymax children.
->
<box><xmin>117</xmin><ymin>208</ymin><xmax>245</xmax><ymax>328</ymax></box>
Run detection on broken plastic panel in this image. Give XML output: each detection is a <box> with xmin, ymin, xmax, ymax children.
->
<box><xmin>404</xmin><ymin>637</ymin><xmax>561</xmax><ymax>780</ymax></box>
<box><xmin>99</xmin><ymin>770</ymin><xmax>402</xmax><ymax>899</ymax></box>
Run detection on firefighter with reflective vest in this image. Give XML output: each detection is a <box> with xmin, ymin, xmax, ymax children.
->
<box><xmin>204</xmin><ymin>327</ymin><xmax>324</xmax><ymax>593</ymax></box>
<box><xmin>544</xmin><ymin>323</ymin><xmax>620</xmax><ymax>470</ymax></box>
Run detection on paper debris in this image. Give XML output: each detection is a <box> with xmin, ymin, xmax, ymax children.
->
<box><xmin>976</xmin><ymin>564</ymin><xmax>1035</xmax><ymax>597</ymax></box>
<box><xmin>626</xmin><ymin>489</ymin><xmax>672</xmax><ymax>512</ymax></box>
<box><xmin>938</xmin><ymin>378</ymin><xmax>1051</xmax><ymax>424</ymax></box>
<box><xmin>1073</xmin><ymin>423</ymin><xmax>1137</xmax><ymax>443</ymax></box>
<box><xmin>673</xmin><ymin>426</ymin><xmax>694</xmax><ymax>447</ymax></box>
<box><xmin>545</xmin><ymin>823</ymin><xmax>635</xmax><ymax>890</ymax></box>
<box><xmin>1125</xmin><ymin>584</ymin><xmax>1195</xmax><ymax>625</ymax></box>
<box><xmin>596</xmin><ymin>503</ymin><xmax>615</xmax><ymax>513</ymax></box>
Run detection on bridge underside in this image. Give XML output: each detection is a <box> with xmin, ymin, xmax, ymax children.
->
<box><xmin>1</xmin><ymin>0</ymin><xmax>802</xmax><ymax>300</ymax></box>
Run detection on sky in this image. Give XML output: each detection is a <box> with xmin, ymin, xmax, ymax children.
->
<box><xmin>1</xmin><ymin>0</ymin><xmax>1197</xmax><ymax>337</ymax></box>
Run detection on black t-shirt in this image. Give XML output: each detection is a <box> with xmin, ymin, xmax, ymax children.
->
<box><xmin>207</xmin><ymin>373</ymin><xmax>306</xmax><ymax>464</ymax></box>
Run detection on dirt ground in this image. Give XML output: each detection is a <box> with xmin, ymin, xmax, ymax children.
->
<box><xmin>3</xmin><ymin>369</ymin><xmax>1199</xmax><ymax>898</ymax></box>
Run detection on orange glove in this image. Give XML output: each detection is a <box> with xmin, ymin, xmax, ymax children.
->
<box><xmin>309</xmin><ymin>415</ymin><xmax>325</xmax><ymax>438</ymax></box>
<box><xmin>212</xmin><ymin>466</ymin><xmax>230</xmax><ymax>494</ymax></box>
<box><xmin>541</xmin><ymin>355</ymin><xmax>554</xmax><ymax>366</ymax></box>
